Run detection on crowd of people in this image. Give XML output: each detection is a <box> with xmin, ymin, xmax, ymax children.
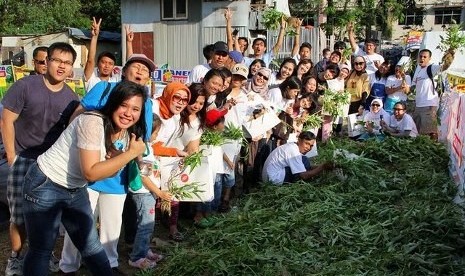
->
<box><xmin>0</xmin><ymin>13</ymin><xmax>451</xmax><ymax>276</ymax></box>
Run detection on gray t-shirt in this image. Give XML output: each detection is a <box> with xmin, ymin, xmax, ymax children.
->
<box><xmin>1</xmin><ymin>75</ymin><xmax>80</xmax><ymax>159</ymax></box>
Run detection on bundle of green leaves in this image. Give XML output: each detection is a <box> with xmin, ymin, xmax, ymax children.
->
<box><xmin>154</xmin><ymin>136</ymin><xmax>465</xmax><ymax>275</ymax></box>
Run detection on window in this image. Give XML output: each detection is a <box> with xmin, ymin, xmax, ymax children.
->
<box><xmin>398</xmin><ymin>9</ymin><xmax>424</xmax><ymax>26</ymax></box>
<box><xmin>434</xmin><ymin>8</ymin><xmax>461</xmax><ymax>25</ymax></box>
<box><xmin>162</xmin><ymin>0</ymin><xmax>188</xmax><ymax>20</ymax></box>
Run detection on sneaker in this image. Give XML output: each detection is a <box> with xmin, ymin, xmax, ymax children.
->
<box><xmin>49</xmin><ymin>252</ymin><xmax>60</xmax><ymax>273</ymax></box>
<box><xmin>5</xmin><ymin>257</ymin><xmax>23</xmax><ymax>276</ymax></box>
<box><xmin>128</xmin><ymin>258</ymin><xmax>156</xmax><ymax>269</ymax></box>
<box><xmin>147</xmin><ymin>249</ymin><xmax>164</xmax><ymax>262</ymax></box>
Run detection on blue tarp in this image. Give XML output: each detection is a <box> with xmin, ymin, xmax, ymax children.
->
<box><xmin>68</xmin><ymin>27</ymin><xmax>121</xmax><ymax>42</ymax></box>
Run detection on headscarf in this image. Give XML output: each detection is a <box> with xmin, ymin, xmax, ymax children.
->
<box><xmin>364</xmin><ymin>98</ymin><xmax>390</xmax><ymax>124</ymax></box>
<box><xmin>248</xmin><ymin>67</ymin><xmax>271</xmax><ymax>99</ymax></box>
<box><xmin>158</xmin><ymin>82</ymin><xmax>191</xmax><ymax>119</ymax></box>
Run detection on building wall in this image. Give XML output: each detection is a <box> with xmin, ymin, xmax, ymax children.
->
<box><xmin>392</xmin><ymin>0</ymin><xmax>465</xmax><ymax>40</ymax></box>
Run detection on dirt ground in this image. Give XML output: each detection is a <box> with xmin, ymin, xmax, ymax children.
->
<box><xmin>0</xmin><ymin>215</ymin><xmax>196</xmax><ymax>276</ymax></box>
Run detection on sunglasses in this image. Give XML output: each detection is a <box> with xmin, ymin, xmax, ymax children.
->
<box><xmin>172</xmin><ymin>94</ymin><xmax>189</xmax><ymax>105</ymax></box>
<box><xmin>371</xmin><ymin>104</ymin><xmax>380</xmax><ymax>107</ymax></box>
<box><xmin>256</xmin><ymin>72</ymin><xmax>269</xmax><ymax>81</ymax></box>
<box><xmin>355</xmin><ymin>62</ymin><xmax>365</xmax><ymax>66</ymax></box>
<box><xmin>34</xmin><ymin>59</ymin><xmax>47</xmax><ymax>65</ymax></box>
<box><xmin>215</xmin><ymin>52</ymin><xmax>228</xmax><ymax>57</ymax></box>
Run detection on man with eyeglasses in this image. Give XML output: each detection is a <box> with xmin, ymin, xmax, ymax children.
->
<box><xmin>30</xmin><ymin>46</ymin><xmax>48</xmax><ymax>75</ymax></box>
<box><xmin>347</xmin><ymin>22</ymin><xmax>384</xmax><ymax>75</ymax></box>
<box><xmin>262</xmin><ymin>131</ymin><xmax>333</xmax><ymax>185</ymax></box>
<box><xmin>188</xmin><ymin>41</ymin><xmax>230</xmax><ymax>84</ymax></box>
<box><xmin>1</xmin><ymin>42</ymin><xmax>80</xmax><ymax>276</ymax></box>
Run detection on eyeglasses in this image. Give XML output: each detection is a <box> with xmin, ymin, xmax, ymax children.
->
<box><xmin>256</xmin><ymin>72</ymin><xmax>269</xmax><ymax>81</ymax></box>
<box><xmin>34</xmin><ymin>59</ymin><xmax>46</xmax><ymax>65</ymax></box>
<box><xmin>172</xmin><ymin>94</ymin><xmax>189</xmax><ymax>105</ymax></box>
<box><xmin>393</xmin><ymin>108</ymin><xmax>405</xmax><ymax>111</ymax></box>
<box><xmin>371</xmin><ymin>104</ymin><xmax>380</xmax><ymax>107</ymax></box>
<box><xmin>355</xmin><ymin>62</ymin><xmax>365</xmax><ymax>66</ymax></box>
<box><xmin>48</xmin><ymin>57</ymin><xmax>73</xmax><ymax>66</ymax></box>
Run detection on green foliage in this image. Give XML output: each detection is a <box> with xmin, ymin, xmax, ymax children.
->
<box><xmin>200</xmin><ymin>129</ymin><xmax>225</xmax><ymax>146</ymax></box>
<box><xmin>0</xmin><ymin>0</ymin><xmax>120</xmax><ymax>35</ymax></box>
<box><xmin>156</xmin><ymin>137</ymin><xmax>465</xmax><ymax>275</ymax></box>
<box><xmin>437</xmin><ymin>22</ymin><xmax>465</xmax><ymax>53</ymax></box>
<box><xmin>322</xmin><ymin>89</ymin><xmax>350</xmax><ymax>117</ymax></box>
<box><xmin>223</xmin><ymin>123</ymin><xmax>244</xmax><ymax>141</ymax></box>
<box><xmin>261</xmin><ymin>7</ymin><xmax>284</xmax><ymax>30</ymax></box>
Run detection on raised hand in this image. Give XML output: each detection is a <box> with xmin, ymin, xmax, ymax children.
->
<box><xmin>125</xmin><ymin>25</ymin><xmax>134</xmax><ymax>42</ymax></box>
<box><xmin>91</xmin><ymin>17</ymin><xmax>102</xmax><ymax>37</ymax></box>
<box><xmin>224</xmin><ymin>8</ymin><xmax>232</xmax><ymax>21</ymax></box>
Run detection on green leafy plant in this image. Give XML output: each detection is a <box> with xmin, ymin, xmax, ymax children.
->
<box><xmin>223</xmin><ymin>123</ymin><xmax>244</xmax><ymax>141</ymax></box>
<box><xmin>302</xmin><ymin>113</ymin><xmax>324</xmax><ymax>130</ymax></box>
<box><xmin>321</xmin><ymin>89</ymin><xmax>350</xmax><ymax>117</ymax></box>
<box><xmin>437</xmin><ymin>22</ymin><xmax>465</xmax><ymax>69</ymax></box>
<box><xmin>200</xmin><ymin>129</ymin><xmax>225</xmax><ymax>146</ymax></box>
<box><xmin>261</xmin><ymin>7</ymin><xmax>285</xmax><ymax>30</ymax></box>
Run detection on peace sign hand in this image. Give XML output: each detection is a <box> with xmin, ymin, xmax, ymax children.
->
<box><xmin>91</xmin><ymin>17</ymin><xmax>102</xmax><ymax>37</ymax></box>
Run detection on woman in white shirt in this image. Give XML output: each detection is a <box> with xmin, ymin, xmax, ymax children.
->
<box><xmin>22</xmin><ymin>82</ymin><xmax>147</xmax><ymax>275</ymax></box>
<box><xmin>268</xmin><ymin>58</ymin><xmax>297</xmax><ymax>88</ymax></box>
<box><xmin>385</xmin><ymin>65</ymin><xmax>411</xmax><ymax>114</ymax></box>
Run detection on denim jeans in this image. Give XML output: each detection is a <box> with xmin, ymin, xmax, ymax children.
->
<box><xmin>129</xmin><ymin>193</ymin><xmax>156</xmax><ymax>262</ymax></box>
<box><xmin>22</xmin><ymin>163</ymin><xmax>112</xmax><ymax>276</ymax></box>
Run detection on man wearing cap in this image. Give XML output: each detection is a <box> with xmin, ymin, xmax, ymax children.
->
<box><xmin>226</xmin><ymin>50</ymin><xmax>244</xmax><ymax>70</ymax></box>
<box><xmin>84</xmin><ymin>17</ymin><xmax>120</xmax><ymax>92</ymax></box>
<box><xmin>60</xmin><ymin>53</ymin><xmax>156</xmax><ymax>274</ymax></box>
<box><xmin>347</xmin><ymin>22</ymin><xmax>384</xmax><ymax>75</ymax></box>
<box><xmin>188</xmin><ymin>41</ymin><xmax>229</xmax><ymax>83</ymax></box>
<box><xmin>262</xmin><ymin>131</ymin><xmax>333</xmax><ymax>185</ymax></box>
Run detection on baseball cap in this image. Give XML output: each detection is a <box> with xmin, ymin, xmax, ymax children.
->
<box><xmin>231</xmin><ymin>63</ymin><xmax>249</xmax><ymax>79</ymax></box>
<box><xmin>213</xmin><ymin>41</ymin><xmax>228</xmax><ymax>54</ymax></box>
<box><xmin>125</xmin><ymin>54</ymin><xmax>157</xmax><ymax>72</ymax></box>
<box><xmin>229</xmin><ymin>51</ymin><xmax>243</xmax><ymax>63</ymax></box>
<box><xmin>339</xmin><ymin>63</ymin><xmax>350</xmax><ymax>72</ymax></box>
<box><xmin>205</xmin><ymin>109</ymin><xmax>228</xmax><ymax>127</ymax></box>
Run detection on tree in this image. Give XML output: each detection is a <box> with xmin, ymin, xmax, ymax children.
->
<box><xmin>0</xmin><ymin>0</ymin><xmax>121</xmax><ymax>35</ymax></box>
<box><xmin>0</xmin><ymin>0</ymin><xmax>89</xmax><ymax>34</ymax></box>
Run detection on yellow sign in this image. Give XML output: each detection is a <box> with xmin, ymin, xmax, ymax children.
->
<box><xmin>0</xmin><ymin>77</ymin><xmax>6</xmax><ymax>87</ymax></box>
<box><xmin>447</xmin><ymin>73</ymin><xmax>465</xmax><ymax>93</ymax></box>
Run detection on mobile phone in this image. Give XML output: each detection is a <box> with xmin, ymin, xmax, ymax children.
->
<box><xmin>232</xmin><ymin>29</ymin><xmax>239</xmax><ymax>36</ymax></box>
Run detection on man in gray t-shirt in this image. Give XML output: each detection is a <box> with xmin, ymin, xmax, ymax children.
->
<box><xmin>1</xmin><ymin>42</ymin><xmax>79</xmax><ymax>275</ymax></box>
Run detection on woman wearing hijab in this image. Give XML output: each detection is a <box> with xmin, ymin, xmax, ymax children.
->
<box><xmin>151</xmin><ymin>82</ymin><xmax>191</xmax><ymax>157</ymax></box>
<box><xmin>247</xmin><ymin>67</ymin><xmax>271</xmax><ymax>100</ymax></box>
<box><xmin>358</xmin><ymin>98</ymin><xmax>391</xmax><ymax>141</ymax></box>
<box><xmin>346</xmin><ymin>56</ymin><xmax>370</xmax><ymax>115</ymax></box>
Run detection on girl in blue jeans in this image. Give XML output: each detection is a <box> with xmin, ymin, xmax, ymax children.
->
<box><xmin>22</xmin><ymin>81</ymin><xmax>147</xmax><ymax>275</ymax></box>
<box><xmin>128</xmin><ymin>114</ymin><xmax>172</xmax><ymax>269</ymax></box>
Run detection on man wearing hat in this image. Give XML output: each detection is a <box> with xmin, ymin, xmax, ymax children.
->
<box><xmin>226</xmin><ymin>50</ymin><xmax>244</xmax><ymax>70</ymax></box>
<box><xmin>59</xmin><ymin>52</ymin><xmax>157</xmax><ymax>275</ymax></box>
<box><xmin>188</xmin><ymin>41</ymin><xmax>229</xmax><ymax>83</ymax></box>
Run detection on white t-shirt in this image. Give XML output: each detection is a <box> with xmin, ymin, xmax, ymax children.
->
<box><xmin>167</xmin><ymin>117</ymin><xmax>203</xmax><ymax>151</ymax></box>
<box><xmin>412</xmin><ymin>64</ymin><xmax>440</xmax><ymax>107</ymax></box>
<box><xmin>188</xmin><ymin>63</ymin><xmax>211</xmax><ymax>84</ymax></box>
<box><xmin>385</xmin><ymin>75</ymin><xmax>412</xmax><ymax>101</ymax></box>
<box><xmin>152</xmin><ymin>99</ymin><xmax>178</xmax><ymax>145</ymax></box>
<box><xmin>354</xmin><ymin>47</ymin><xmax>384</xmax><ymax>75</ymax></box>
<box><xmin>268</xmin><ymin>72</ymin><xmax>286</xmax><ymax>88</ymax></box>
<box><xmin>85</xmin><ymin>68</ymin><xmax>120</xmax><ymax>92</ymax></box>
<box><xmin>268</xmin><ymin>87</ymin><xmax>294</xmax><ymax>113</ymax></box>
<box><xmin>38</xmin><ymin>113</ymin><xmax>106</xmax><ymax>189</ymax></box>
<box><xmin>262</xmin><ymin>142</ymin><xmax>306</xmax><ymax>185</ymax></box>
<box><xmin>388</xmin><ymin>113</ymin><xmax>418</xmax><ymax>137</ymax></box>
<box><xmin>244</xmin><ymin>52</ymin><xmax>274</xmax><ymax>68</ymax></box>
<box><xmin>225</xmin><ymin>89</ymin><xmax>249</xmax><ymax>127</ymax></box>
